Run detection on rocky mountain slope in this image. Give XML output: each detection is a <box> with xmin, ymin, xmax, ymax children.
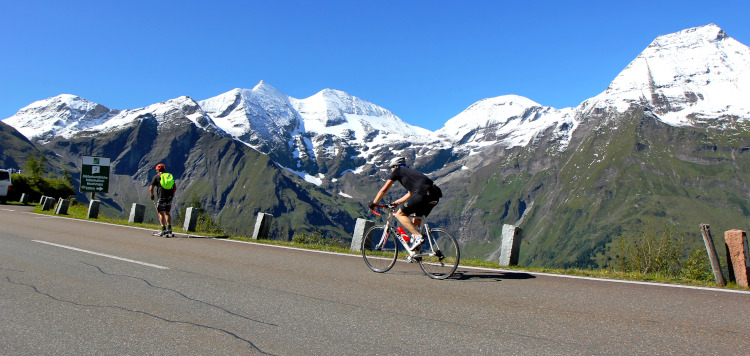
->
<box><xmin>0</xmin><ymin>120</ymin><xmax>41</xmax><ymax>169</ymax></box>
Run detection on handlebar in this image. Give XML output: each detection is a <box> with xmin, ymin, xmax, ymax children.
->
<box><xmin>370</xmin><ymin>203</ymin><xmax>398</xmax><ymax>216</ymax></box>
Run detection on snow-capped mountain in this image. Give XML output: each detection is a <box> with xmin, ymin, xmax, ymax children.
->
<box><xmin>4</xmin><ymin>95</ymin><xmax>222</xmax><ymax>144</ymax></box>
<box><xmin>199</xmin><ymin>82</ymin><xmax>299</xmax><ymax>146</ymax></box>
<box><xmin>3</xmin><ymin>24</ymin><xmax>749</xmax><ymax>185</ymax></box>
<box><xmin>4</xmin><ymin>94</ymin><xmax>112</xmax><ymax>143</ymax></box>
<box><xmin>289</xmin><ymin>87</ymin><xmax>432</xmax><ymax>145</ymax></box>
<box><xmin>3</xmin><ymin>24</ymin><xmax>750</xmax><ymax>267</ymax></box>
<box><xmin>198</xmin><ymin>81</ymin><xmax>434</xmax><ymax>171</ymax></box>
<box><xmin>436</xmin><ymin>95</ymin><xmax>576</xmax><ymax>153</ymax></box>
<box><xmin>584</xmin><ymin>24</ymin><xmax>750</xmax><ymax>126</ymax></box>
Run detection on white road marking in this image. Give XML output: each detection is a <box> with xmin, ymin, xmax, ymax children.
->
<box><xmin>33</xmin><ymin>240</ymin><xmax>169</xmax><ymax>270</ymax></box>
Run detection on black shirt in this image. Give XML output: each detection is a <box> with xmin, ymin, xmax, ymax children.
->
<box><xmin>388</xmin><ymin>166</ymin><xmax>434</xmax><ymax>195</ymax></box>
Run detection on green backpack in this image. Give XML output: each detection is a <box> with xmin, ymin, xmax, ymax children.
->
<box><xmin>160</xmin><ymin>172</ymin><xmax>175</xmax><ymax>189</ymax></box>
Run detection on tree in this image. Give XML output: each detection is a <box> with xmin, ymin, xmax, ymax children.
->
<box><xmin>24</xmin><ymin>153</ymin><xmax>47</xmax><ymax>180</ymax></box>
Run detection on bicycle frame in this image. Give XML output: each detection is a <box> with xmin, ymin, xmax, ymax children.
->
<box><xmin>372</xmin><ymin>204</ymin><xmax>439</xmax><ymax>261</ymax></box>
<box><xmin>365</xmin><ymin>203</ymin><xmax>459</xmax><ymax>279</ymax></box>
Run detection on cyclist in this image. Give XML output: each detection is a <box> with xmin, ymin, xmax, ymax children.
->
<box><xmin>368</xmin><ymin>157</ymin><xmax>442</xmax><ymax>251</ymax></box>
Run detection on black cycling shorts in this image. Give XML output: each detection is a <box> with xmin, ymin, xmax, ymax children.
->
<box><xmin>400</xmin><ymin>193</ymin><xmax>439</xmax><ymax>217</ymax></box>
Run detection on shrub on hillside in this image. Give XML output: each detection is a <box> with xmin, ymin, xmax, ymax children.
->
<box><xmin>609</xmin><ymin>224</ymin><xmax>716</xmax><ymax>282</ymax></box>
<box><xmin>181</xmin><ymin>194</ymin><xmax>226</xmax><ymax>235</ymax></box>
<box><xmin>9</xmin><ymin>173</ymin><xmax>75</xmax><ymax>202</ymax></box>
<box><xmin>611</xmin><ymin>224</ymin><xmax>683</xmax><ymax>276</ymax></box>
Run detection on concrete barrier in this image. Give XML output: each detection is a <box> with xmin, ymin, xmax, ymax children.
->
<box><xmin>87</xmin><ymin>200</ymin><xmax>101</xmax><ymax>219</ymax></box>
<box><xmin>41</xmin><ymin>196</ymin><xmax>55</xmax><ymax>211</ymax></box>
<box><xmin>252</xmin><ymin>213</ymin><xmax>273</xmax><ymax>239</ymax></box>
<box><xmin>129</xmin><ymin>203</ymin><xmax>145</xmax><ymax>223</ymax></box>
<box><xmin>54</xmin><ymin>198</ymin><xmax>69</xmax><ymax>215</ymax></box>
<box><xmin>183</xmin><ymin>207</ymin><xmax>199</xmax><ymax>232</ymax></box>
<box><xmin>725</xmin><ymin>230</ymin><xmax>750</xmax><ymax>288</ymax></box>
<box><xmin>499</xmin><ymin>224</ymin><xmax>523</xmax><ymax>267</ymax></box>
<box><xmin>351</xmin><ymin>218</ymin><xmax>374</xmax><ymax>251</ymax></box>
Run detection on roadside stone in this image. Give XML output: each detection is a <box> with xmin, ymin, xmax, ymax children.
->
<box><xmin>54</xmin><ymin>198</ymin><xmax>69</xmax><ymax>215</ymax></box>
<box><xmin>351</xmin><ymin>218</ymin><xmax>374</xmax><ymax>251</ymax></box>
<box><xmin>252</xmin><ymin>213</ymin><xmax>273</xmax><ymax>239</ymax></box>
<box><xmin>724</xmin><ymin>229</ymin><xmax>750</xmax><ymax>288</ymax></box>
<box><xmin>129</xmin><ymin>203</ymin><xmax>145</xmax><ymax>223</ymax></box>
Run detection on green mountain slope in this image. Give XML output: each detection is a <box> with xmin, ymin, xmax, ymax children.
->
<box><xmin>0</xmin><ymin>120</ymin><xmax>40</xmax><ymax>169</ymax></box>
<box><xmin>450</xmin><ymin>106</ymin><xmax>750</xmax><ymax>268</ymax></box>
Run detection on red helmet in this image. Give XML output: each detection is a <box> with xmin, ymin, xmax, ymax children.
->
<box><xmin>155</xmin><ymin>163</ymin><xmax>166</xmax><ymax>172</ymax></box>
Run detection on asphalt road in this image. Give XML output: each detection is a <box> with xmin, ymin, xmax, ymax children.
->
<box><xmin>2</xmin><ymin>204</ymin><xmax>749</xmax><ymax>355</ymax></box>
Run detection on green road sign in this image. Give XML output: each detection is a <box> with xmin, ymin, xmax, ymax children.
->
<box><xmin>80</xmin><ymin>156</ymin><xmax>111</xmax><ymax>193</ymax></box>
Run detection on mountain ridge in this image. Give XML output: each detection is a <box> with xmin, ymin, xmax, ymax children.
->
<box><xmin>3</xmin><ymin>24</ymin><xmax>750</xmax><ymax>267</ymax></box>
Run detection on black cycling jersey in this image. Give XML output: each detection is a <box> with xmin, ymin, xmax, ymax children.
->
<box><xmin>388</xmin><ymin>166</ymin><xmax>434</xmax><ymax>195</ymax></box>
<box><xmin>388</xmin><ymin>166</ymin><xmax>442</xmax><ymax>217</ymax></box>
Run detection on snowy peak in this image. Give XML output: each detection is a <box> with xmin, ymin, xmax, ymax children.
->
<box><xmin>199</xmin><ymin>83</ymin><xmax>299</xmax><ymax>142</ymax></box>
<box><xmin>3</xmin><ymin>94</ymin><xmax>219</xmax><ymax>143</ymax></box>
<box><xmin>292</xmin><ymin>88</ymin><xmax>431</xmax><ymax>141</ymax></box>
<box><xmin>199</xmin><ymin>81</ymin><xmax>431</xmax><ymax>150</ymax></box>
<box><xmin>92</xmin><ymin>96</ymin><xmax>219</xmax><ymax>135</ymax></box>
<box><xmin>646</xmin><ymin>24</ymin><xmax>727</xmax><ymax>51</ymax></box>
<box><xmin>589</xmin><ymin>24</ymin><xmax>750</xmax><ymax>125</ymax></box>
<box><xmin>3</xmin><ymin>94</ymin><xmax>112</xmax><ymax>143</ymax></box>
<box><xmin>436</xmin><ymin>95</ymin><xmax>575</xmax><ymax>150</ymax></box>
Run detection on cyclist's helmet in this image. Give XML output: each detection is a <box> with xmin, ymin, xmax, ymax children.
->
<box><xmin>388</xmin><ymin>157</ymin><xmax>406</xmax><ymax>168</ymax></box>
<box><xmin>155</xmin><ymin>163</ymin><xmax>166</xmax><ymax>172</ymax></box>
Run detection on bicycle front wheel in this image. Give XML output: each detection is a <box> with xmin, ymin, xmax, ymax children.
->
<box><xmin>418</xmin><ymin>228</ymin><xmax>460</xmax><ymax>279</ymax></box>
<box><xmin>362</xmin><ymin>225</ymin><xmax>399</xmax><ymax>273</ymax></box>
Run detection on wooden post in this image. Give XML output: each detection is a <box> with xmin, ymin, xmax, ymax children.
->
<box><xmin>700</xmin><ymin>224</ymin><xmax>726</xmax><ymax>286</ymax></box>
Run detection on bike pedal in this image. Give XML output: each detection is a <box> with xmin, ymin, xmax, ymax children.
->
<box><xmin>406</xmin><ymin>254</ymin><xmax>422</xmax><ymax>263</ymax></box>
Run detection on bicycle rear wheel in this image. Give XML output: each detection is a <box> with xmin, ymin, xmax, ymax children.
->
<box><xmin>362</xmin><ymin>225</ymin><xmax>399</xmax><ymax>273</ymax></box>
<box><xmin>418</xmin><ymin>228</ymin><xmax>460</xmax><ymax>279</ymax></box>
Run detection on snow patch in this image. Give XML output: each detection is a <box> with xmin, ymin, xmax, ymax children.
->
<box><xmin>283</xmin><ymin>167</ymin><xmax>324</xmax><ymax>186</ymax></box>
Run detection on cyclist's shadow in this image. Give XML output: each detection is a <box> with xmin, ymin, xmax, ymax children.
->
<box><xmin>450</xmin><ymin>271</ymin><xmax>536</xmax><ymax>281</ymax></box>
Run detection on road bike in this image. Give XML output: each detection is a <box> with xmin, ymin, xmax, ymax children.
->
<box><xmin>362</xmin><ymin>204</ymin><xmax>460</xmax><ymax>279</ymax></box>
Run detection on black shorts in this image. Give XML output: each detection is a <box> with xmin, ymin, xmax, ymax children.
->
<box><xmin>400</xmin><ymin>193</ymin><xmax>439</xmax><ymax>217</ymax></box>
<box><xmin>156</xmin><ymin>199</ymin><xmax>172</xmax><ymax>212</ymax></box>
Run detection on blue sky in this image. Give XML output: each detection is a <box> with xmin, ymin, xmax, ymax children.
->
<box><xmin>2</xmin><ymin>1</ymin><xmax>749</xmax><ymax>131</ymax></box>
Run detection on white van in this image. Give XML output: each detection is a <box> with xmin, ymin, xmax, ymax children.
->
<box><xmin>0</xmin><ymin>169</ymin><xmax>11</xmax><ymax>204</ymax></box>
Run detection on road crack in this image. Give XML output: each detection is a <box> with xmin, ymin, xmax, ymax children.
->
<box><xmin>4</xmin><ymin>275</ymin><xmax>275</xmax><ymax>355</ymax></box>
<box><xmin>82</xmin><ymin>262</ymin><xmax>276</xmax><ymax>327</ymax></box>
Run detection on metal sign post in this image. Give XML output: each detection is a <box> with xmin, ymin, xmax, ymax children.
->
<box><xmin>80</xmin><ymin>156</ymin><xmax>111</xmax><ymax>200</ymax></box>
